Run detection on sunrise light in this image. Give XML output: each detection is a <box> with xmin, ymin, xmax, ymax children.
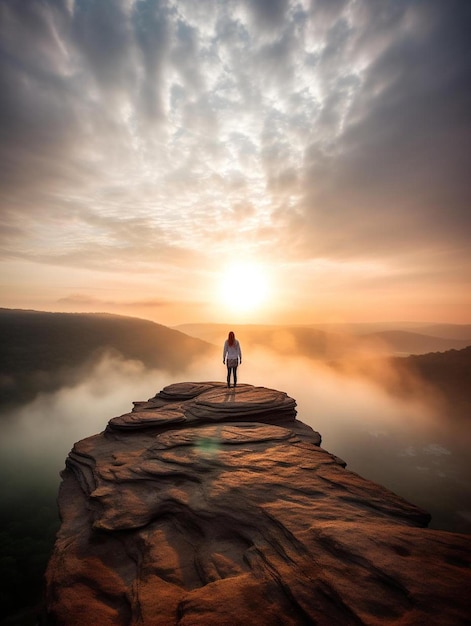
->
<box><xmin>218</xmin><ymin>261</ymin><xmax>271</xmax><ymax>315</ymax></box>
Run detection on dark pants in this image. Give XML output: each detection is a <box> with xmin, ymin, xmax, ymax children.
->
<box><xmin>227</xmin><ymin>366</ymin><xmax>238</xmax><ymax>386</ymax></box>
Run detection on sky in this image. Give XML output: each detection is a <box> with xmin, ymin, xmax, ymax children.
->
<box><xmin>1</xmin><ymin>0</ymin><xmax>470</xmax><ymax>325</ymax></box>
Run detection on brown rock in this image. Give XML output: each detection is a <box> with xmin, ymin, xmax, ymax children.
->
<box><xmin>111</xmin><ymin>382</ymin><xmax>297</xmax><ymax>429</ymax></box>
<box><xmin>45</xmin><ymin>383</ymin><xmax>471</xmax><ymax>625</ymax></box>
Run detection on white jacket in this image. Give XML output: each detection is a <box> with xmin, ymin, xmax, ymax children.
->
<box><xmin>223</xmin><ymin>339</ymin><xmax>242</xmax><ymax>363</ymax></box>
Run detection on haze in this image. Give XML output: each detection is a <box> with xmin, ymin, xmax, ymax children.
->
<box><xmin>1</xmin><ymin>344</ymin><xmax>470</xmax><ymax>534</ymax></box>
<box><xmin>1</xmin><ymin>0</ymin><xmax>470</xmax><ymax>325</ymax></box>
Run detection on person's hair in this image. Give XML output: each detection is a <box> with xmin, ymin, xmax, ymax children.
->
<box><xmin>228</xmin><ymin>331</ymin><xmax>235</xmax><ymax>346</ymax></box>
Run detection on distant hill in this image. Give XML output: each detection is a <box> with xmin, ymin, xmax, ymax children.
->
<box><xmin>0</xmin><ymin>309</ymin><xmax>215</xmax><ymax>408</ymax></box>
<box><xmin>417</xmin><ymin>324</ymin><xmax>471</xmax><ymax>341</ymax></box>
<box><xmin>175</xmin><ymin>323</ymin><xmax>359</xmax><ymax>360</ymax></box>
<box><xmin>393</xmin><ymin>346</ymin><xmax>471</xmax><ymax>420</ymax></box>
<box><xmin>175</xmin><ymin>323</ymin><xmax>470</xmax><ymax>357</ymax></box>
<box><xmin>308</xmin><ymin>322</ymin><xmax>471</xmax><ymax>341</ymax></box>
<box><xmin>360</xmin><ymin>330</ymin><xmax>470</xmax><ymax>355</ymax></box>
<box><xmin>330</xmin><ymin>345</ymin><xmax>471</xmax><ymax>421</ymax></box>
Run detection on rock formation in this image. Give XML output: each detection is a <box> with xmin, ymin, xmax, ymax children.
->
<box><xmin>45</xmin><ymin>383</ymin><xmax>471</xmax><ymax>625</ymax></box>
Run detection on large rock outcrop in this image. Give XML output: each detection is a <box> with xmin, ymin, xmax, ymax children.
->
<box><xmin>45</xmin><ymin>383</ymin><xmax>471</xmax><ymax>625</ymax></box>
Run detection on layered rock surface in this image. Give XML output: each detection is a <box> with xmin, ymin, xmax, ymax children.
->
<box><xmin>45</xmin><ymin>382</ymin><xmax>471</xmax><ymax>625</ymax></box>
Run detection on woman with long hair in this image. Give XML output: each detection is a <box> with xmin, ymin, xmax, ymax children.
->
<box><xmin>222</xmin><ymin>331</ymin><xmax>242</xmax><ymax>388</ymax></box>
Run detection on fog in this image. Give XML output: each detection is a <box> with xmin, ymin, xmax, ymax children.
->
<box><xmin>1</xmin><ymin>349</ymin><xmax>470</xmax><ymax>533</ymax></box>
<box><xmin>244</xmin><ymin>349</ymin><xmax>471</xmax><ymax>533</ymax></box>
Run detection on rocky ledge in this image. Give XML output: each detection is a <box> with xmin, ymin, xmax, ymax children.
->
<box><xmin>45</xmin><ymin>382</ymin><xmax>471</xmax><ymax>625</ymax></box>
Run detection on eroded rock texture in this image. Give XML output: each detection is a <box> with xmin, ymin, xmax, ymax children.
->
<box><xmin>45</xmin><ymin>383</ymin><xmax>471</xmax><ymax>625</ymax></box>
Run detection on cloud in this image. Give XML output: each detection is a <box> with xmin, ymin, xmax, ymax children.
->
<box><xmin>0</xmin><ymin>0</ymin><xmax>469</xmax><ymax>316</ymax></box>
<box><xmin>293</xmin><ymin>1</ymin><xmax>471</xmax><ymax>258</ymax></box>
<box><xmin>56</xmin><ymin>294</ymin><xmax>168</xmax><ymax>307</ymax></box>
<box><xmin>56</xmin><ymin>294</ymin><xmax>207</xmax><ymax>310</ymax></box>
<box><xmin>244</xmin><ymin>0</ymin><xmax>290</xmax><ymax>32</ymax></box>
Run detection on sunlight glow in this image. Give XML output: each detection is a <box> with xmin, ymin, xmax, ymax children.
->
<box><xmin>219</xmin><ymin>262</ymin><xmax>270</xmax><ymax>314</ymax></box>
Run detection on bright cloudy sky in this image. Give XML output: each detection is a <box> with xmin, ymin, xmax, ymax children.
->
<box><xmin>1</xmin><ymin>0</ymin><xmax>470</xmax><ymax>325</ymax></box>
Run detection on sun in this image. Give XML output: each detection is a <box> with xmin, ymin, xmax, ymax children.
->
<box><xmin>219</xmin><ymin>261</ymin><xmax>270</xmax><ymax>314</ymax></box>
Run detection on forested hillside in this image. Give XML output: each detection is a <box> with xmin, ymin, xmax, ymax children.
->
<box><xmin>0</xmin><ymin>309</ymin><xmax>215</xmax><ymax>408</ymax></box>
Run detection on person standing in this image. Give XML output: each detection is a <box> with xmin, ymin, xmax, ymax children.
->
<box><xmin>223</xmin><ymin>331</ymin><xmax>242</xmax><ymax>387</ymax></box>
